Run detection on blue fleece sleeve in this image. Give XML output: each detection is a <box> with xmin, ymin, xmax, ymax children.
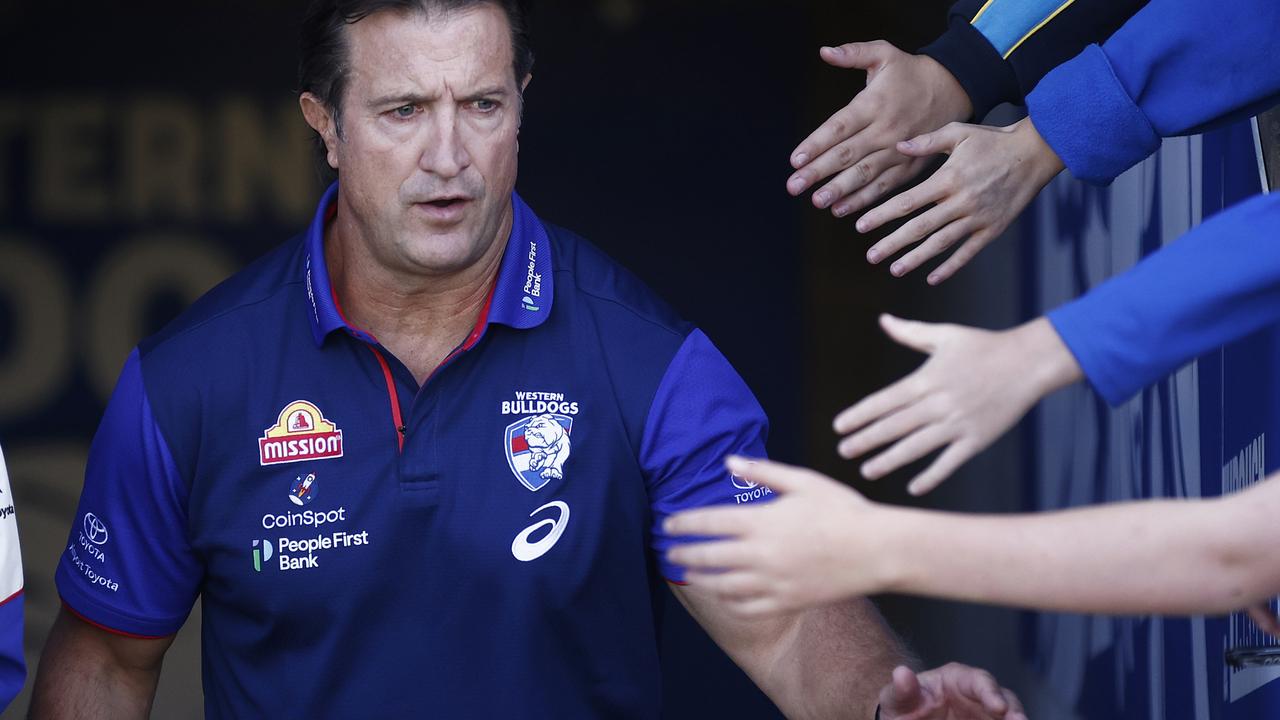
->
<box><xmin>639</xmin><ymin>330</ymin><xmax>770</xmax><ymax>582</ymax></box>
<box><xmin>923</xmin><ymin>0</ymin><xmax>1144</xmax><ymax>121</ymax></box>
<box><xmin>1027</xmin><ymin>0</ymin><xmax>1280</xmax><ymax>184</ymax></box>
<box><xmin>1049</xmin><ymin>193</ymin><xmax>1280</xmax><ymax>405</ymax></box>
<box><xmin>54</xmin><ymin>349</ymin><xmax>201</xmax><ymax>637</ymax></box>
<box><xmin>0</xmin><ymin>445</ymin><xmax>24</xmax><ymax>712</ymax></box>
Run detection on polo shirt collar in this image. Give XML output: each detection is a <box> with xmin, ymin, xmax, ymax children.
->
<box><xmin>304</xmin><ymin>181</ymin><xmax>555</xmax><ymax>347</ymax></box>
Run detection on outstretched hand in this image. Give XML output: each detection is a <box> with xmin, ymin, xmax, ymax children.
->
<box><xmin>858</xmin><ymin>117</ymin><xmax>1064</xmax><ymax>284</ymax></box>
<box><xmin>834</xmin><ymin>315</ymin><xmax>1080</xmax><ymax>495</ymax></box>
<box><xmin>880</xmin><ymin>664</ymin><xmax>1027</xmax><ymax>720</ymax></box>
<box><xmin>788</xmin><ymin>41</ymin><xmax>972</xmax><ymax>218</ymax></box>
<box><xmin>666</xmin><ymin>457</ymin><xmax>884</xmax><ymax>617</ymax></box>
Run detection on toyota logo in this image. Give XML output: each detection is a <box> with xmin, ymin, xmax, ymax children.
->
<box><xmin>83</xmin><ymin>513</ymin><xmax>109</xmax><ymax>545</ymax></box>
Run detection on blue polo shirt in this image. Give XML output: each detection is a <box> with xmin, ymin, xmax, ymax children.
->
<box><xmin>55</xmin><ymin>183</ymin><xmax>771</xmax><ymax>718</ymax></box>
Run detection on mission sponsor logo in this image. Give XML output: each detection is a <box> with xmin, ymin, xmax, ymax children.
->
<box><xmin>258</xmin><ymin>400</ymin><xmax>344</xmax><ymax>466</ymax></box>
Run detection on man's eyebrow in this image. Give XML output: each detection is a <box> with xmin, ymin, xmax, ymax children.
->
<box><xmin>458</xmin><ymin>86</ymin><xmax>511</xmax><ymax>102</ymax></box>
<box><xmin>366</xmin><ymin>92</ymin><xmax>434</xmax><ymax>109</ymax></box>
<box><xmin>366</xmin><ymin>86</ymin><xmax>511</xmax><ymax>109</ymax></box>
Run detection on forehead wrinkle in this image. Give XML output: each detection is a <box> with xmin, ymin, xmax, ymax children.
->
<box><xmin>346</xmin><ymin>7</ymin><xmax>515</xmax><ymax>106</ymax></box>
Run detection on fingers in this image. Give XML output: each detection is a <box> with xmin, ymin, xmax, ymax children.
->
<box><xmin>789</xmin><ymin>105</ymin><xmax>873</xmax><ymax>179</ymax></box>
<box><xmin>837</xmin><ymin>398</ymin><xmax>931</xmax><ymax>462</ymax></box>
<box><xmin>955</xmin><ymin>667</ymin><xmax>1007</xmax><ymax>715</ymax></box>
<box><xmin>724</xmin><ymin>456</ymin><xmax>823</xmax><ymax>494</ymax></box>
<box><xmin>667</xmin><ymin>540</ymin><xmax>755</xmax><ymax>571</ymax></box>
<box><xmin>867</xmin><ymin>206</ymin><xmax>965</xmax><ymax>274</ymax></box>
<box><xmin>818</xmin><ymin>41</ymin><xmax>893</xmax><ymax>71</ymax></box>
<box><xmin>858</xmin><ymin>176</ymin><xmax>950</xmax><ymax>239</ymax></box>
<box><xmin>907</xmin><ymin>440</ymin><xmax>977</xmax><ymax>496</ymax></box>
<box><xmin>878</xmin><ymin>314</ymin><xmax>941</xmax><ymax>354</ymax></box>
<box><xmin>684</xmin><ymin>569</ymin><xmax>768</xmax><ymax>600</ymax></box>
<box><xmin>926</xmin><ymin>230</ymin><xmax>995</xmax><ymax>285</ymax></box>
<box><xmin>663</xmin><ymin>505</ymin><xmax>757</xmax><ymax>538</ymax></box>
<box><xmin>1002</xmin><ymin>688</ymin><xmax>1028</xmax><ymax>720</ymax></box>
<box><xmin>831</xmin><ymin>159</ymin><xmax>922</xmax><ymax>218</ymax></box>
<box><xmin>860</xmin><ymin>424</ymin><xmax>951</xmax><ymax>480</ymax></box>
<box><xmin>883</xmin><ymin>217</ymin><xmax>974</xmax><ymax>278</ymax></box>
<box><xmin>810</xmin><ymin>147</ymin><xmax>900</xmax><ymax>210</ymax></box>
<box><xmin>1247</xmin><ymin>603</ymin><xmax>1280</xmax><ymax>639</ymax></box>
<box><xmin>880</xmin><ymin>665</ymin><xmax>925</xmax><ymax>715</ymax></box>
<box><xmin>833</xmin><ymin>375</ymin><xmax>920</xmax><ymax>439</ymax></box>
<box><xmin>896</xmin><ymin>122</ymin><xmax>974</xmax><ymax>158</ymax></box>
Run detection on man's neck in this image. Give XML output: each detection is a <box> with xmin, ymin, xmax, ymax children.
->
<box><xmin>325</xmin><ymin>212</ymin><xmax>511</xmax><ymax>386</ymax></box>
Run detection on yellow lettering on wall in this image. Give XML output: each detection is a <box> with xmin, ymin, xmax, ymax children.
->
<box><xmin>124</xmin><ymin>97</ymin><xmax>202</xmax><ymax>221</ymax></box>
<box><xmin>34</xmin><ymin>97</ymin><xmax>110</xmax><ymax>223</ymax></box>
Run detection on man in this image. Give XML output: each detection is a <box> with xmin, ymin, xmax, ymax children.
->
<box><xmin>0</xmin><ymin>442</ymin><xmax>23</xmax><ymax>712</ymax></box>
<box><xmin>29</xmin><ymin>2</ymin><xmax>1021</xmax><ymax>718</ymax></box>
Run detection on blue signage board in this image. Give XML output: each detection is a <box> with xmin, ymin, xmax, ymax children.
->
<box><xmin>1026</xmin><ymin>117</ymin><xmax>1277</xmax><ymax>718</ymax></box>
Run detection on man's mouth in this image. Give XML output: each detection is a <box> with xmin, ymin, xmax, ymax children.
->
<box><xmin>413</xmin><ymin>196</ymin><xmax>472</xmax><ymax>220</ymax></box>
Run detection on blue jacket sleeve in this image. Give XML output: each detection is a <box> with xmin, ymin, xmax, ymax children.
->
<box><xmin>638</xmin><ymin>330</ymin><xmax>770</xmax><ymax>582</ymax></box>
<box><xmin>0</xmin><ymin>445</ymin><xmax>24</xmax><ymax>713</ymax></box>
<box><xmin>54</xmin><ymin>349</ymin><xmax>202</xmax><ymax>638</ymax></box>
<box><xmin>921</xmin><ymin>0</ymin><xmax>1145</xmax><ymax>120</ymax></box>
<box><xmin>1027</xmin><ymin>0</ymin><xmax>1280</xmax><ymax>184</ymax></box>
<box><xmin>1049</xmin><ymin>193</ymin><xmax>1280</xmax><ymax>405</ymax></box>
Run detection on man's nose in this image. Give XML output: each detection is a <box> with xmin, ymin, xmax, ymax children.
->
<box><xmin>417</xmin><ymin>109</ymin><xmax>471</xmax><ymax>179</ymax></box>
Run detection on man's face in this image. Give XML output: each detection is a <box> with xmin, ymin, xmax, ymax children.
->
<box><xmin>316</xmin><ymin>5</ymin><xmax>525</xmax><ymax>277</ymax></box>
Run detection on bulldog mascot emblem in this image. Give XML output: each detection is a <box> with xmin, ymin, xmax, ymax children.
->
<box><xmin>505</xmin><ymin>413</ymin><xmax>574</xmax><ymax>492</ymax></box>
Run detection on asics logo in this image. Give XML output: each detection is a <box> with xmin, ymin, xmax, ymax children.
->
<box><xmin>511</xmin><ymin>501</ymin><xmax>570</xmax><ymax>562</ymax></box>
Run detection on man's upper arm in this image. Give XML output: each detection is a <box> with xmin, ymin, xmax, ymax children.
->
<box><xmin>637</xmin><ymin>329</ymin><xmax>769</xmax><ymax>583</ymax></box>
<box><xmin>53</xmin><ymin>348</ymin><xmax>201</xmax><ymax>639</ymax></box>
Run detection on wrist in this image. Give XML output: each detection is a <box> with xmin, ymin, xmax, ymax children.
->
<box><xmin>1017</xmin><ymin>317</ymin><xmax>1082</xmax><ymax>397</ymax></box>
<box><xmin>1017</xmin><ymin>116</ymin><xmax>1065</xmax><ymax>187</ymax></box>
<box><xmin>856</xmin><ymin>504</ymin><xmax>916</xmax><ymax>596</ymax></box>
<box><xmin>916</xmin><ymin>53</ymin><xmax>973</xmax><ymax>124</ymax></box>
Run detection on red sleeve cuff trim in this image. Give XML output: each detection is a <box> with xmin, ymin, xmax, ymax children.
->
<box><xmin>0</xmin><ymin>588</ymin><xmax>21</xmax><ymax>607</ymax></box>
<box><xmin>61</xmin><ymin>600</ymin><xmax>171</xmax><ymax>640</ymax></box>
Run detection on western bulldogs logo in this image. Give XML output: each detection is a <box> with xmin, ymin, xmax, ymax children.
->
<box><xmin>505</xmin><ymin>414</ymin><xmax>573</xmax><ymax>491</ymax></box>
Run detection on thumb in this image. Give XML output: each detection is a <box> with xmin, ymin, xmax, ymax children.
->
<box><xmin>724</xmin><ymin>456</ymin><xmax>831</xmax><ymax>496</ymax></box>
<box><xmin>880</xmin><ymin>314</ymin><xmax>940</xmax><ymax>354</ymax></box>
<box><xmin>880</xmin><ymin>666</ymin><xmax>926</xmax><ymax>717</ymax></box>
<box><xmin>820</xmin><ymin>41</ymin><xmax>889</xmax><ymax>71</ymax></box>
<box><xmin>896</xmin><ymin>121</ymin><xmax>972</xmax><ymax>158</ymax></box>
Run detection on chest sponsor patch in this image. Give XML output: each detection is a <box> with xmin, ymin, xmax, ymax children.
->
<box><xmin>505</xmin><ymin>414</ymin><xmax>573</xmax><ymax>492</ymax></box>
<box><xmin>259</xmin><ymin>400</ymin><xmax>344</xmax><ymax>466</ymax></box>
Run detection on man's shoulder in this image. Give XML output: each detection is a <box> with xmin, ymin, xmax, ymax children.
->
<box><xmin>137</xmin><ymin>236</ymin><xmax>306</xmax><ymax>361</ymax></box>
<box><xmin>543</xmin><ymin>221</ymin><xmax>692</xmax><ymax>342</ymax></box>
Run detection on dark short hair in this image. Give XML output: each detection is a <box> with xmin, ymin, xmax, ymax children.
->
<box><xmin>299</xmin><ymin>0</ymin><xmax>534</xmax><ymax>137</ymax></box>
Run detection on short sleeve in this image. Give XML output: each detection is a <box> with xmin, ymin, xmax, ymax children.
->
<box><xmin>54</xmin><ymin>349</ymin><xmax>201</xmax><ymax>638</ymax></box>
<box><xmin>0</xmin><ymin>444</ymin><xmax>25</xmax><ymax>712</ymax></box>
<box><xmin>639</xmin><ymin>330</ymin><xmax>770</xmax><ymax>582</ymax></box>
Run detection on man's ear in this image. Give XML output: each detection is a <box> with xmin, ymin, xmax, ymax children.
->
<box><xmin>517</xmin><ymin>74</ymin><xmax>532</xmax><ymax>134</ymax></box>
<box><xmin>299</xmin><ymin>92</ymin><xmax>340</xmax><ymax>170</ymax></box>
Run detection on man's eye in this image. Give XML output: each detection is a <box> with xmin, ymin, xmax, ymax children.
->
<box><xmin>393</xmin><ymin>105</ymin><xmax>416</xmax><ymax>118</ymax></box>
<box><xmin>474</xmin><ymin>99</ymin><xmax>497</xmax><ymax>112</ymax></box>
